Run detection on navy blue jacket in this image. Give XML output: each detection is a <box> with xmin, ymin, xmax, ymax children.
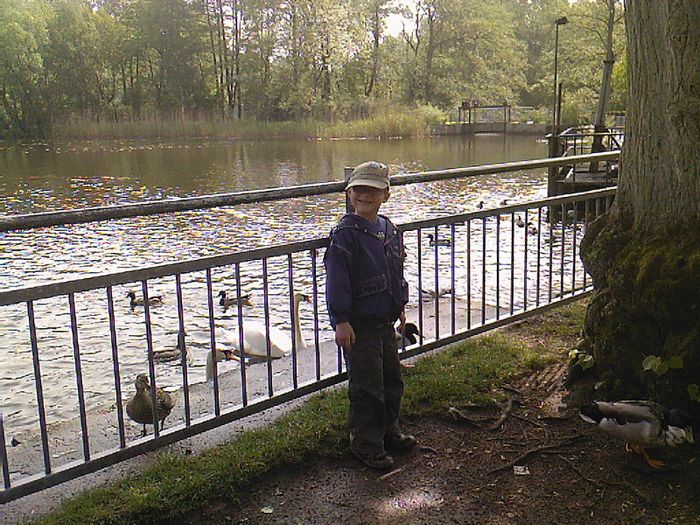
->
<box><xmin>324</xmin><ymin>213</ymin><xmax>408</xmax><ymax>328</ymax></box>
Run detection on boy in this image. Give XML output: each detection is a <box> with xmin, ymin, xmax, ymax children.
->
<box><xmin>324</xmin><ymin>161</ymin><xmax>417</xmax><ymax>470</ymax></box>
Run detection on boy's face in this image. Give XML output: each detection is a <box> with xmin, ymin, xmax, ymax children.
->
<box><xmin>347</xmin><ymin>185</ymin><xmax>389</xmax><ymax>220</ymax></box>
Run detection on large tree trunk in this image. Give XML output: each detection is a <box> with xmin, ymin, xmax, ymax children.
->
<box><xmin>574</xmin><ymin>1</ymin><xmax>700</xmax><ymax>411</ymax></box>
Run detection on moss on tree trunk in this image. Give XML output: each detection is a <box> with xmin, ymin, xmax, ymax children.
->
<box><xmin>572</xmin><ymin>216</ymin><xmax>700</xmax><ymax>410</ymax></box>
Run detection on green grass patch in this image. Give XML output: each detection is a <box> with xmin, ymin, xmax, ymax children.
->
<box><xmin>31</xmin><ymin>301</ymin><xmax>585</xmax><ymax>525</ymax></box>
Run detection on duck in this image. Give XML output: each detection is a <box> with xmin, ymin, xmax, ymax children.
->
<box><xmin>527</xmin><ymin>222</ymin><xmax>538</xmax><ymax>236</ymax></box>
<box><xmin>516</xmin><ymin>215</ymin><xmax>525</xmax><ymax>228</ymax></box>
<box><xmin>500</xmin><ymin>199</ymin><xmax>509</xmax><ymax>206</ymax></box>
<box><xmin>476</xmin><ymin>201</ymin><xmax>485</xmax><ymax>209</ymax></box>
<box><xmin>579</xmin><ymin>400</ymin><xmax>695</xmax><ymax>468</ymax></box>
<box><xmin>396</xmin><ymin>322</ymin><xmax>421</xmax><ymax>346</ymax></box>
<box><xmin>218</xmin><ymin>292</ymin><xmax>311</xmax><ymax>360</ymax></box>
<box><xmin>126</xmin><ymin>374</ymin><xmax>176</xmax><ymax>436</ymax></box>
<box><xmin>126</xmin><ymin>291</ymin><xmax>164</xmax><ymax>309</ymax></box>
<box><xmin>217</xmin><ymin>290</ymin><xmax>253</xmax><ymax>309</ymax></box>
<box><xmin>426</xmin><ymin>234</ymin><xmax>452</xmax><ymax>247</ymax></box>
<box><xmin>152</xmin><ymin>337</ymin><xmax>192</xmax><ymax>364</ymax></box>
<box><xmin>420</xmin><ymin>287</ymin><xmax>453</xmax><ymax>301</ymax></box>
<box><xmin>205</xmin><ymin>348</ymin><xmax>237</xmax><ymax>383</ymax></box>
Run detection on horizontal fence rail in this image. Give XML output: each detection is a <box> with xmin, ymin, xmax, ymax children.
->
<box><xmin>0</xmin><ymin>152</ymin><xmax>618</xmax><ymax>233</ymax></box>
<box><xmin>0</xmin><ymin>154</ymin><xmax>616</xmax><ymax>503</ymax></box>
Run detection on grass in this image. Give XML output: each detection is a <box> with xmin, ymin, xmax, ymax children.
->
<box><xmin>50</xmin><ymin>105</ymin><xmax>447</xmax><ymax>141</ymax></box>
<box><xmin>30</xmin><ymin>301</ymin><xmax>586</xmax><ymax>525</ymax></box>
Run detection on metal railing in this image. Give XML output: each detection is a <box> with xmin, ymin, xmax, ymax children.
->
<box><xmin>0</xmin><ymin>153</ymin><xmax>617</xmax><ymax>502</ymax></box>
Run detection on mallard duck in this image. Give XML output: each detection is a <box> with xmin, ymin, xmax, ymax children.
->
<box><xmin>126</xmin><ymin>374</ymin><xmax>176</xmax><ymax>436</ymax></box>
<box><xmin>217</xmin><ymin>290</ymin><xmax>253</xmax><ymax>309</ymax></box>
<box><xmin>426</xmin><ymin>234</ymin><xmax>451</xmax><ymax>247</ymax></box>
<box><xmin>396</xmin><ymin>322</ymin><xmax>421</xmax><ymax>346</ymax></box>
<box><xmin>516</xmin><ymin>215</ymin><xmax>525</xmax><ymax>228</ymax></box>
<box><xmin>126</xmin><ymin>291</ymin><xmax>164</xmax><ymax>309</ymax></box>
<box><xmin>527</xmin><ymin>222</ymin><xmax>538</xmax><ymax>236</ymax></box>
<box><xmin>218</xmin><ymin>292</ymin><xmax>311</xmax><ymax>360</ymax></box>
<box><xmin>579</xmin><ymin>400</ymin><xmax>695</xmax><ymax>468</ymax></box>
<box><xmin>152</xmin><ymin>337</ymin><xmax>191</xmax><ymax>363</ymax></box>
<box><xmin>476</xmin><ymin>201</ymin><xmax>485</xmax><ymax>209</ymax></box>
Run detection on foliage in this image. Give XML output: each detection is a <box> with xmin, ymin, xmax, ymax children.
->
<box><xmin>0</xmin><ymin>0</ymin><xmax>626</xmax><ymax>138</ymax></box>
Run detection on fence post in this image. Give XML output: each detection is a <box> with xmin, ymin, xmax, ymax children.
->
<box><xmin>344</xmin><ymin>167</ymin><xmax>354</xmax><ymax>214</ymax></box>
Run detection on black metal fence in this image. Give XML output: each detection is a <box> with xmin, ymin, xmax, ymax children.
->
<box><xmin>0</xmin><ymin>153</ymin><xmax>617</xmax><ymax>502</ymax></box>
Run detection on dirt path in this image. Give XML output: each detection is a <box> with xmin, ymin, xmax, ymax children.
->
<box><xmin>185</xmin><ymin>364</ymin><xmax>700</xmax><ymax>525</ymax></box>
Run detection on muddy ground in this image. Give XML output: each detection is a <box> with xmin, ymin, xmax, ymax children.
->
<box><xmin>186</xmin><ymin>363</ymin><xmax>700</xmax><ymax>525</ymax></box>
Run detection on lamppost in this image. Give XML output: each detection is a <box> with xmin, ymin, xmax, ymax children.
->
<box><xmin>552</xmin><ymin>16</ymin><xmax>569</xmax><ymax>134</ymax></box>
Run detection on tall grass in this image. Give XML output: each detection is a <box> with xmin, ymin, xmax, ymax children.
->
<box><xmin>49</xmin><ymin>105</ymin><xmax>446</xmax><ymax>141</ymax></box>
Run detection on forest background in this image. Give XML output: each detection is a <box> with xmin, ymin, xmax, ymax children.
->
<box><xmin>0</xmin><ymin>0</ymin><xmax>626</xmax><ymax>139</ymax></box>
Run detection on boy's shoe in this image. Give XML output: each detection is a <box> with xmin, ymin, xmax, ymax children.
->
<box><xmin>384</xmin><ymin>432</ymin><xmax>417</xmax><ymax>451</ymax></box>
<box><xmin>352</xmin><ymin>450</ymin><xmax>394</xmax><ymax>470</ymax></box>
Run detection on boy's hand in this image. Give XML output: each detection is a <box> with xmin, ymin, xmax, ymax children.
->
<box><xmin>398</xmin><ymin>311</ymin><xmax>406</xmax><ymax>331</ymax></box>
<box><xmin>335</xmin><ymin>322</ymin><xmax>356</xmax><ymax>351</ymax></box>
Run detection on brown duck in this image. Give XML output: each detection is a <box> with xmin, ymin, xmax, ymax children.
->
<box><xmin>126</xmin><ymin>374</ymin><xmax>175</xmax><ymax>436</ymax></box>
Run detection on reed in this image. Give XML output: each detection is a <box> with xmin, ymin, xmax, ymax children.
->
<box><xmin>49</xmin><ymin>105</ymin><xmax>446</xmax><ymax>141</ymax></box>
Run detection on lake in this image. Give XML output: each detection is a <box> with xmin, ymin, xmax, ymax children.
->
<box><xmin>0</xmin><ymin>134</ymin><xmax>550</xmax><ymax>435</ymax></box>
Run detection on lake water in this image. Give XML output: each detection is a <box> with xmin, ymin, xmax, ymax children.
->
<box><xmin>0</xmin><ymin>134</ymin><xmax>551</xmax><ymax>436</ymax></box>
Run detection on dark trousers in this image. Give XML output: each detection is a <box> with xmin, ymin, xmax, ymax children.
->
<box><xmin>344</xmin><ymin>323</ymin><xmax>404</xmax><ymax>455</ymax></box>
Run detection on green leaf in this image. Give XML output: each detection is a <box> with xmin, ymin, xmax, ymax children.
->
<box><xmin>667</xmin><ymin>356</ymin><xmax>684</xmax><ymax>369</ymax></box>
<box><xmin>688</xmin><ymin>384</ymin><xmax>700</xmax><ymax>402</ymax></box>
<box><xmin>642</xmin><ymin>355</ymin><xmax>661</xmax><ymax>372</ymax></box>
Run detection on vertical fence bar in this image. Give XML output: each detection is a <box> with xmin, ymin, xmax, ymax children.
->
<box><xmin>450</xmin><ymin>222</ymin><xmax>456</xmax><ymax>335</ymax></box>
<box><xmin>261</xmin><ymin>258</ymin><xmax>274</xmax><ymax>395</ymax></box>
<box><xmin>536</xmin><ymin>207</ymin><xmax>543</xmax><ymax>307</ymax></box>
<box><xmin>560</xmin><ymin>204</ymin><xmax>566</xmax><ymax>298</ymax></box>
<box><xmin>495</xmin><ymin>215</ymin><xmax>501</xmax><ymax>320</ymax></box>
<box><xmin>27</xmin><ymin>302</ymin><xmax>51</xmax><ymax>474</ymax></box>
<box><xmin>205</xmin><ymin>269</ymin><xmax>221</xmax><ymax>416</ymax></box>
<box><xmin>481</xmin><ymin>218</ymin><xmax>487</xmax><ymax>325</ymax></box>
<box><xmin>433</xmin><ymin>226</ymin><xmax>440</xmax><ymax>340</ymax></box>
<box><xmin>467</xmin><ymin>220</ymin><xmax>472</xmax><ymax>330</ymax></box>
<box><xmin>548</xmin><ymin>214</ymin><xmax>554</xmax><ymax>302</ymax></box>
<box><xmin>311</xmin><ymin>250</ymin><xmax>321</xmax><ymax>381</ymax></box>
<box><xmin>1</xmin><ymin>413</ymin><xmax>10</xmax><ymax>489</ymax></box>
<box><xmin>417</xmin><ymin>230</ymin><xmax>424</xmax><ymax>343</ymax></box>
<box><xmin>287</xmin><ymin>254</ymin><xmax>298</xmax><ymax>390</ymax></box>
<box><xmin>583</xmin><ymin>200</ymin><xmax>590</xmax><ymax>289</ymax></box>
<box><xmin>523</xmin><ymin>210</ymin><xmax>529</xmax><ymax>310</ymax></box>
<box><xmin>571</xmin><ymin>204</ymin><xmax>578</xmax><ymax>293</ymax></box>
<box><xmin>510</xmin><ymin>213</ymin><xmax>515</xmax><ymax>315</ymax></box>
<box><xmin>235</xmin><ymin>263</ymin><xmax>248</xmax><ymax>406</ymax></box>
<box><xmin>175</xmin><ymin>275</ymin><xmax>191</xmax><ymax>426</ymax></box>
<box><xmin>106</xmin><ymin>286</ymin><xmax>126</xmax><ymax>448</ymax></box>
<box><xmin>141</xmin><ymin>282</ymin><xmax>160</xmax><ymax>438</ymax></box>
<box><xmin>68</xmin><ymin>293</ymin><xmax>90</xmax><ymax>460</ymax></box>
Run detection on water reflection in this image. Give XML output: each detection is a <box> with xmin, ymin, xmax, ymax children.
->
<box><xmin>1</xmin><ymin>135</ymin><xmax>550</xmax><ymax>435</ymax></box>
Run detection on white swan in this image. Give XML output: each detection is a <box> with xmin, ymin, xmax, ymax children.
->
<box><xmin>205</xmin><ymin>348</ymin><xmax>237</xmax><ymax>383</ymax></box>
<box><xmin>218</xmin><ymin>292</ymin><xmax>311</xmax><ymax>360</ymax></box>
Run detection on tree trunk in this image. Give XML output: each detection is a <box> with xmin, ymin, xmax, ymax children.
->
<box><xmin>574</xmin><ymin>1</ymin><xmax>700</xmax><ymax>411</ymax></box>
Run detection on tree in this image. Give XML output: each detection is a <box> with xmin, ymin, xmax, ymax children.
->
<box><xmin>575</xmin><ymin>1</ymin><xmax>700</xmax><ymax>411</ymax></box>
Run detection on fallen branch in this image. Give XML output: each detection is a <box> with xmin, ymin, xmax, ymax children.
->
<box><xmin>377</xmin><ymin>467</ymin><xmax>404</xmax><ymax>481</ymax></box>
<box><xmin>510</xmin><ymin>412</ymin><xmax>546</xmax><ymax>428</ymax></box>
<box><xmin>557</xmin><ymin>455</ymin><xmax>601</xmax><ymax>488</ymax></box>
<box><xmin>488</xmin><ymin>435</ymin><xmax>588</xmax><ymax>474</ymax></box>
<box><xmin>486</xmin><ymin>395</ymin><xmax>514</xmax><ymax>431</ymax></box>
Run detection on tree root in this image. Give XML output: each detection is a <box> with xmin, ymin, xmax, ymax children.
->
<box><xmin>488</xmin><ymin>434</ymin><xmax>588</xmax><ymax>474</ymax></box>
